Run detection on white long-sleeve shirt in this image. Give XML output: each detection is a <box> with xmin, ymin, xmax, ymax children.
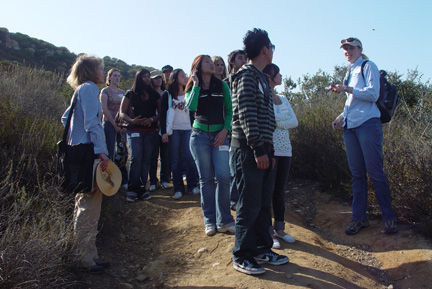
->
<box><xmin>273</xmin><ymin>95</ymin><xmax>298</xmax><ymax>157</ymax></box>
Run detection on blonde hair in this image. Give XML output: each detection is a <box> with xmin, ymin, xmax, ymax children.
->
<box><xmin>106</xmin><ymin>68</ymin><xmax>120</xmax><ymax>86</ymax></box>
<box><xmin>211</xmin><ymin>56</ymin><xmax>227</xmax><ymax>80</ymax></box>
<box><xmin>66</xmin><ymin>54</ymin><xmax>103</xmax><ymax>89</ymax></box>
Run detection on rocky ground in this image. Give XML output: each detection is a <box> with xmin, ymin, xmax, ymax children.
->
<box><xmin>75</xmin><ymin>179</ymin><xmax>432</xmax><ymax>289</ymax></box>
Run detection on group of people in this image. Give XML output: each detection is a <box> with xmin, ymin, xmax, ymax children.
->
<box><xmin>61</xmin><ymin>28</ymin><xmax>397</xmax><ymax>275</ymax></box>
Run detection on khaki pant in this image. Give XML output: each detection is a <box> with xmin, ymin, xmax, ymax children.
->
<box><xmin>73</xmin><ymin>189</ymin><xmax>102</xmax><ymax>267</ymax></box>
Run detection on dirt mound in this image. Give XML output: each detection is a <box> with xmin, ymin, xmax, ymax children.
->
<box><xmin>77</xmin><ymin>180</ymin><xmax>432</xmax><ymax>289</ymax></box>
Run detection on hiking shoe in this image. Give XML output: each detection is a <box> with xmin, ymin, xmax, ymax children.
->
<box><xmin>217</xmin><ymin>224</ymin><xmax>235</xmax><ymax>233</ymax></box>
<box><xmin>272</xmin><ymin>238</ymin><xmax>281</xmax><ymax>249</ymax></box>
<box><xmin>205</xmin><ymin>224</ymin><xmax>216</xmax><ymax>236</ymax></box>
<box><xmin>191</xmin><ymin>187</ymin><xmax>200</xmax><ymax>195</ymax></box>
<box><xmin>384</xmin><ymin>220</ymin><xmax>398</xmax><ymax>234</ymax></box>
<box><xmin>255</xmin><ymin>251</ymin><xmax>289</xmax><ymax>265</ymax></box>
<box><xmin>173</xmin><ymin>191</ymin><xmax>183</xmax><ymax>200</ymax></box>
<box><xmin>233</xmin><ymin>257</ymin><xmax>265</xmax><ymax>275</ymax></box>
<box><xmin>149</xmin><ymin>185</ymin><xmax>157</xmax><ymax>192</ymax></box>
<box><xmin>161</xmin><ymin>182</ymin><xmax>171</xmax><ymax>189</ymax></box>
<box><xmin>138</xmin><ymin>191</ymin><xmax>151</xmax><ymax>201</ymax></box>
<box><xmin>345</xmin><ymin>220</ymin><xmax>369</xmax><ymax>235</ymax></box>
<box><xmin>274</xmin><ymin>231</ymin><xmax>296</xmax><ymax>243</ymax></box>
<box><xmin>126</xmin><ymin>191</ymin><xmax>137</xmax><ymax>203</ymax></box>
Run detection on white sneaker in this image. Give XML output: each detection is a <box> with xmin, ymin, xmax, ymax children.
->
<box><xmin>149</xmin><ymin>185</ymin><xmax>157</xmax><ymax>192</ymax></box>
<box><xmin>161</xmin><ymin>182</ymin><xmax>171</xmax><ymax>189</ymax></box>
<box><xmin>217</xmin><ymin>225</ymin><xmax>235</xmax><ymax>233</ymax></box>
<box><xmin>191</xmin><ymin>187</ymin><xmax>200</xmax><ymax>195</ymax></box>
<box><xmin>173</xmin><ymin>191</ymin><xmax>183</xmax><ymax>200</ymax></box>
<box><xmin>275</xmin><ymin>232</ymin><xmax>296</xmax><ymax>243</ymax></box>
<box><xmin>205</xmin><ymin>224</ymin><xmax>216</xmax><ymax>236</ymax></box>
<box><xmin>272</xmin><ymin>238</ymin><xmax>281</xmax><ymax>249</ymax></box>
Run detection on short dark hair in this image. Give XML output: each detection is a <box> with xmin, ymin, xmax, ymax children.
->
<box><xmin>227</xmin><ymin>50</ymin><xmax>246</xmax><ymax>73</ymax></box>
<box><xmin>243</xmin><ymin>28</ymin><xmax>270</xmax><ymax>60</ymax></box>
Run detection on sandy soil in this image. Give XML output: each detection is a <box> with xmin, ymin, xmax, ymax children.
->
<box><xmin>77</xmin><ymin>180</ymin><xmax>432</xmax><ymax>289</ymax></box>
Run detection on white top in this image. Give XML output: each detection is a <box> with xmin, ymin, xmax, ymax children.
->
<box><xmin>272</xmin><ymin>95</ymin><xmax>298</xmax><ymax>157</ymax></box>
<box><xmin>172</xmin><ymin>95</ymin><xmax>192</xmax><ymax>130</ymax></box>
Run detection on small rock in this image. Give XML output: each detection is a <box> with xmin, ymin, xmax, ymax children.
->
<box><xmin>136</xmin><ymin>274</ymin><xmax>148</xmax><ymax>282</ymax></box>
<box><xmin>212</xmin><ymin>263</ymin><xmax>220</xmax><ymax>267</ymax></box>
<box><xmin>286</xmin><ymin>273</ymin><xmax>293</xmax><ymax>279</ymax></box>
<box><xmin>197</xmin><ymin>248</ymin><xmax>208</xmax><ymax>253</ymax></box>
<box><xmin>119</xmin><ymin>283</ymin><xmax>134</xmax><ymax>289</ymax></box>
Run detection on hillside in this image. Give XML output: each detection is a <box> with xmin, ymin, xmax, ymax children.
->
<box><xmin>0</xmin><ymin>27</ymin><xmax>153</xmax><ymax>80</ymax></box>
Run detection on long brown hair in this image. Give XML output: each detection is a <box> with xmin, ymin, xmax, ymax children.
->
<box><xmin>185</xmin><ymin>55</ymin><xmax>222</xmax><ymax>93</ymax></box>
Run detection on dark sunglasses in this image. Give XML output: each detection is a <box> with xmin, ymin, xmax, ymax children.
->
<box><xmin>268</xmin><ymin>44</ymin><xmax>275</xmax><ymax>52</ymax></box>
<box><xmin>341</xmin><ymin>37</ymin><xmax>360</xmax><ymax>44</ymax></box>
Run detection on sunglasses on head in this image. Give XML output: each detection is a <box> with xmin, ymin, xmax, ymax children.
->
<box><xmin>341</xmin><ymin>37</ymin><xmax>360</xmax><ymax>44</ymax></box>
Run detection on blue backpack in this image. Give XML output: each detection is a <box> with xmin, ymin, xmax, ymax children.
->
<box><xmin>361</xmin><ymin>60</ymin><xmax>400</xmax><ymax>123</ymax></box>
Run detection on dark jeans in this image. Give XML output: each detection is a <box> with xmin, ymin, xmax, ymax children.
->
<box><xmin>103</xmin><ymin>121</ymin><xmax>128</xmax><ymax>185</ymax></box>
<box><xmin>232</xmin><ymin>146</ymin><xmax>275</xmax><ymax>260</ymax></box>
<box><xmin>150</xmin><ymin>134</ymin><xmax>171</xmax><ymax>186</ymax></box>
<box><xmin>229</xmin><ymin>148</ymin><xmax>239</xmax><ymax>207</ymax></box>
<box><xmin>343</xmin><ymin>118</ymin><xmax>395</xmax><ymax>221</ymax></box>
<box><xmin>271</xmin><ymin>156</ymin><xmax>291</xmax><ymax>232</ymax></box>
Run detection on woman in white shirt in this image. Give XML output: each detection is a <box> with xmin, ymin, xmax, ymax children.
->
<box><xmin>263</xmin><ymin>63</ymin><xmax>298</xmax><ymax>249</ymax></box>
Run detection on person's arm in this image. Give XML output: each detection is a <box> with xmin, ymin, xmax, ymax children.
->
<box><xmin>276</xmin><ymin>99</ymin><xmax>298</xmax><ymax>129</ymax></box>
<box><xmin>119</xmin><ymin>91</ymin><xmax>142</xmax><ymax>125</ymax></box>
<box><xmin>100</xmin><ymin>89</ymin><xmax>122</xmax><ymax>132</ymax></box>
<box><xmin>222</xmin><ymin>81</ymin><xmax>232</xmax><ymax>132</ymax></box>
<box><xmin>351</xmin><ymin>61</ymin><xmax>380</xmax><ymax>102</ymax></box>
<box><xmin>185</xmin><ymin>86</ymin><xmax>200</xmax><ymax>111</ymax></box>
<box><xmin>79</xmin><ymin>84</ymin><xmax>108</xmax><ymax>155</ymax></box>
<box><xmin>159</xmin><ymin>91</ymin><xmax>169</xmax><ymax>135</ymax></box>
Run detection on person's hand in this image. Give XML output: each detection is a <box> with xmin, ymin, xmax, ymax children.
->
<box><xmin>114</xmin><ymin>125</ymin><xmax>123</xmax><ymax>133</ymax></box>
<box><xmin>255</xmin><ymin>154</ymin><xmax>269</xmax><ymax>170</ymax></box>
<box><xmin>332</xmin><ymin>115</ymin><xmax>343</xmax><ymax>130</ymax></box>
<box><xmin>214</xmin><ymin>129</ymin><xmax>228</xmax><ymax>147</ymax></box>
<box><xmin>162</xmin><ymin>133</ymin><xmax>169</xmax><ymax>143</ymax></box>
<box><xmin>141</xmin><ymin>118</ymin><xmax>152</xmax><ymax>127</ymax></box>
<box><xmin>191</xmin><ymin>69</ymin><xmax>199</xmax><ymax>86</ymax></box>
<box><xmin>130</xmin><ymin>115</ymin><xmax>142</xmax><ymax>125</ymax></box>
<box><xmin>98</xmin><ymin>153</ymin><xmax>110</xmax><ymax>171</ymax></box>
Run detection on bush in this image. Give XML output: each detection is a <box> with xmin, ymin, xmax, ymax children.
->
<box><xmin>0</xmin><ymin>64</ymin><xmax>77</xmax><ymax>288</ymax></box>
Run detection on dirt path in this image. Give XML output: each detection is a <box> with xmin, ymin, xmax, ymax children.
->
<box><xmin>78</xmin><ymin>180</ymin><xmax>432</xmax><ymax>289</ymax></box>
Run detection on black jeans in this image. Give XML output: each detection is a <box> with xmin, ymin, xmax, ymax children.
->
<box><xmin>271</xmin><ymin>156</ymin><xmax>291</xmax><ymax>232</ymax></box>
<box><xmin>232</xmin><ymin>147</ymin><xmax>275</xmax><ymax>260</ymax></box>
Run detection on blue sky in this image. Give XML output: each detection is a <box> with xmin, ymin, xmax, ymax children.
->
<box><xmin>2</xmin><ymin>0</ymin><xmax>431</xmax><ymax>85</ymax></box>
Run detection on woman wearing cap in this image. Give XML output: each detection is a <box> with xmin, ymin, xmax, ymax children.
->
<box><xmin>186</xmin><ymin>55</ymin><xmax>235</xmax><ymax>236</ymax></box>
<box><xmin>263</xmin><ymin>63</ymin><xmax>298</xmax><ymax>249</ymax></box>
<box><xmin>119</xmin><ymin>69</ymin><xmax>161</xmax><ymax>202</ymax></box>
<box><xmin>100</xmin><ymin>69</ymin><xmax>128</xmax><ymax>188</ymax></box>
<box><xmin>61</xmin><ymin>54</ymin><xmax>110</xmax><ymax>273</ymax></box>
<box><xmin>331</xmin><ymin>37</ymin><xmax>397</xmax><ymax>235</ymax></box>
<box><xmin>211</xmin><ymin>56</ymin><xmax>227</xmax><ymax>80</ymax></box>
<box><xmin>149</xmin><ymin>70</ymin><xmax>171</xmax><ymax>191</ymax></box>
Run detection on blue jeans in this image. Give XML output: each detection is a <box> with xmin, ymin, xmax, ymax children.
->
<box><xmin>169</xmin><ymin>130</ymin><xmax>198</xmax><ymax>193</ymax></box>
<box><xmin>232</xmin><ymin>146</ymin><xmax>275</xmax><ymax>260</ymax></box>
<box><xmin>189</xmin><ymin>129</ymin><xmax>234</xmax><ymax>227</ymax></box>
<box><xmin>343</xmin><ymin>117</ymin><xmax>395</xmax><ymax>221</ymax></box>
<box><xmin>103</xmin><ymin>121</ymin><xmax>128</xmax><ymax>185</ymax></box>
<box><xmin>150</xmin><ymin>134</ymin><xmax>171</xmax><ymax>185</ymax></box>
<box><xmin>127</xmin><ymin>130</ymin><xmax>157</xmax><ymax>193</ymax></box>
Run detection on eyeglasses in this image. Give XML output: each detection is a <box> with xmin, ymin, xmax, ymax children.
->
<box><xmin>268</xmin><ymin>44</ymin><xmax>275</xmax><ymax>52</ymax></box>
<box><xmin>341</xmin><ymin>37</ymin><xmax>360</xmax><ymax>44</ymax></box>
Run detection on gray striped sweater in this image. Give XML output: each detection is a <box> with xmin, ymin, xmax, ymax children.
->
<box><xmin>231</xmin><ymin>64</ymin><xmax>276</xmax><ymax>158</ymax></box>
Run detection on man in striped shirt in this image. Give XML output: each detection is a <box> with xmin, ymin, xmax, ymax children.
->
<box><xmin>231</xmin><ymin>28</ymin><xmax>289</xmax><ymax>275</ymax></box>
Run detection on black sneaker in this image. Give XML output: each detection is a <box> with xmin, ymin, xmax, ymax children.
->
<box><xmin>138</xmin><ymin>191</ymin><xmax>151</xmax><ymax>200</ymax></box>
<box><xmin>79</xmin><ymin>265</ymin><xmax>105</xmax><ymax>274</ymax></box>
<box><xmin>384</xmin><ymin>220</ymin><xmax>398</xmax><ymax>234</ymax></box>
<box><xmin>233</xmin><ymin>257</ymin><xmax>265</xmax><ymax>275</ymax></box>
<box><xmin>255</xmin><ymin>251</ymin><xmax>289</xmax><ymax>265</ymax></box>
<box><xmin>345</xmin><ymin>220</ymin><xmax>369</xmax><ymax>235</ymax></box>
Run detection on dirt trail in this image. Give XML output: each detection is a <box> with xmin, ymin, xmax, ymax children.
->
<box><xmin>79</xmin><ymin>180</ymin><xmax>432</xmax><ymax>289</ymax></box>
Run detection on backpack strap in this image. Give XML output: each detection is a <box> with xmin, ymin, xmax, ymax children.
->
<box><xmin>360</xmin><ymin>60</ymin><xmax>369</xmax><ymax>80</ymax></box>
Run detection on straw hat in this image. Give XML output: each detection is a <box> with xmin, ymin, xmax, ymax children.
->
<box><xmin>95</xmin><ymin>161</ymin><xmax>121</xmax><ymax>196</ymax></box>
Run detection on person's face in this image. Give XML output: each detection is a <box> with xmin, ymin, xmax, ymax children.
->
<box><xmin>342</xmin><ymin>45</ymin><xmax>362</xmax><ymax>64</ymax></box>
<box><xmin>163</xmin><ymin>70</ymin><xmax>172</xmax><ymax>81</ymax></box>
<box><xmin>152</xmin><ymin>76</ymin><xmax>162</xmax><ymax>87</ymax></box>
<box><xmin>273</xmin><ymin>72</ymin><xmax>282</xmax><ymax>86</ymax></box>
<box><xmin>214</xmin><ymin>59</ymin><xmax>225</xmax><ymax>75</ymax></box>
<box><xmin>177</xmin><ymin>70</ymin><xmax>187</xmax><ymax>86</ymax></box>
<box><xmin>142</xmin><ymin>73</ymin><xmax>151</xmax><ymax>85</ymax></box>
<box><xmin>96</xmin><ymin>65</ymin><xmax>105</xmax><ymax>84</ymax></box>
<box><xmin>264</xmin><ymin>43</ymin><xmax>274</xmax><ymax>64</ymax></box>
<box><xmin>201</xmin><ymin>56</ymin><xmax>215</xmax><ymax>74</ymax></box>
<box><xmin>109</xmin><ymin>71</ymin><xmax>121</xmax><ymax>86</ymax></box>
<box><xmin>232</xmin><ymin>53</ymin><xmax>247</xmax><ymax>70</ymax></box>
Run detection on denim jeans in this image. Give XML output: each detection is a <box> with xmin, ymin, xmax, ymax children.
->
<box><xmin>271</xmin><ymin>156</ymin><xmax>291</xmax><ymax>232</ymax></box>
<box><xmin>343</xmin><ymin>117</ymin><xmax>395</xmax><ymax>221</ymax></box>
<box><xmin>150</xmin><ymin>134</ymin><xmax>171</xmax><ymax>186</ymax></box>
<box><xmin>229</xmin><ymin>147</ymin><xmax>239</xmax><ymax>207</ymax></box>
<box><xmin>232</xmin><ymin>146</ymin><xmax>275</xmax><ymax>260</ymax></box>
<box><xmin>103</xmin><ymin>121</ymin><xmax>128</xmax><ymax>185</ymax></box>
<box><xmin>126</xmin><ymin>129</ymin><xmax>157</xmax><ymax>193</ymax></box>
<box><xmin>169</xmin><ymin>129</ymin><xmax>198</xmax><ymax>193</ymax></box>
<box><xmin>189</xmin><ymin>129</ymin><xmax>234</xmax><ymax>227</ymax></box>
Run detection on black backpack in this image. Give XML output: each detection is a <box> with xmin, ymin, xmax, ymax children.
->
<box><xmin>361</xmin><ymin>60</ymin><xmax>400</xmax><ymax>123</ymax></box>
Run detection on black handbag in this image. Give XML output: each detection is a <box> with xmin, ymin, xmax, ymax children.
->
<box><xmin>57</xmin><ymin>91</ymin><xmax>96</xmax><ymax>194</ymax></box>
